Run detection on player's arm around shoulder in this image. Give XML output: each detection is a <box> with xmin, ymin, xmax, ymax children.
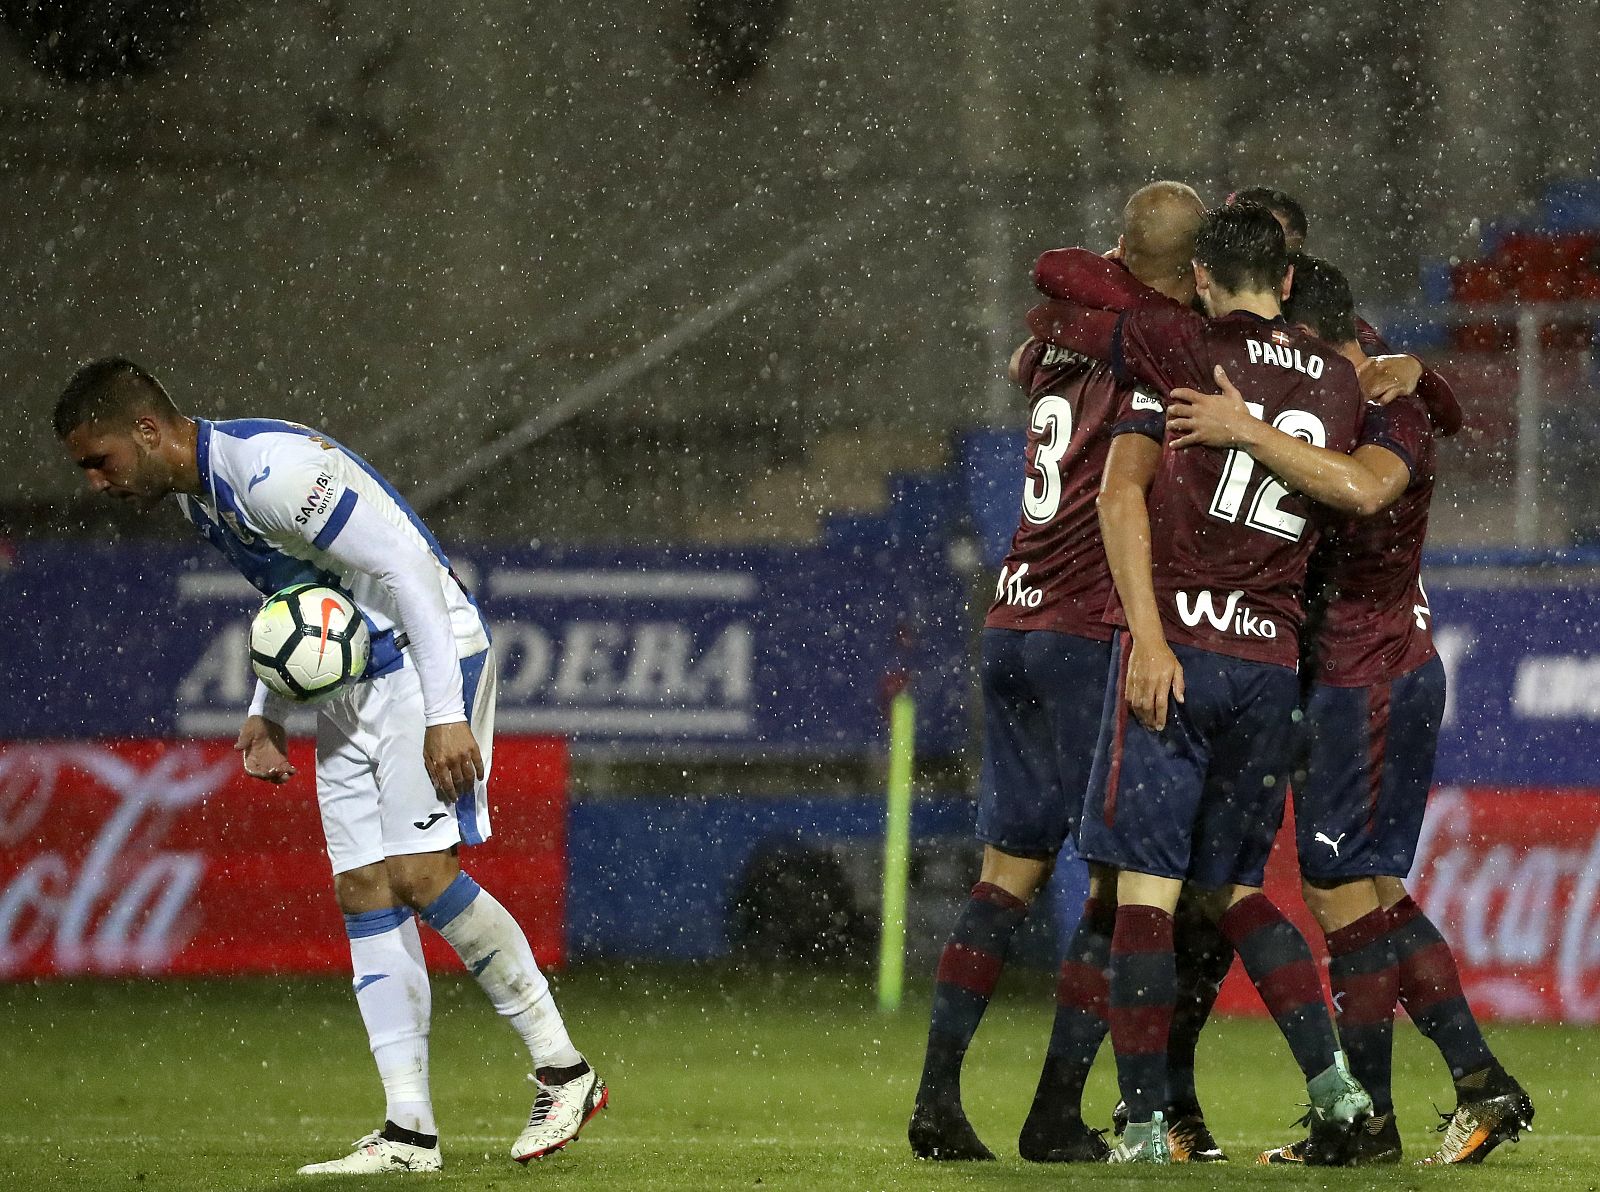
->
<box><xmin>1097</xmin><ymin>431</ymin><xmax>1183</xmax><ymax>732</ymax></box>
<box><xmin>1167</xmin><ymin>365</ymin><xmax>1408</xmax><ymax>517</ymax></box>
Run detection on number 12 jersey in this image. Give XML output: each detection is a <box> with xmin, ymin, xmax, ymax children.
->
<box><xmin>1110</xmin><ymin>303</ymin><xmax>1365</xmax><ymax>669</ymax></box>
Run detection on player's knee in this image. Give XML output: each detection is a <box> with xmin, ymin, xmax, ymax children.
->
<box><xmin>978</xmin><ymin>847</ymin><xmax>1051</xmax><ymax>902</ymax></box>
<box><xmin>1301</xmin><ymin>876</ymin><xmax>1379</xmax><ymax>934</ymax></box>
<box><xmin>385</xmin><ymin>851</ymin><xmax>461</xmax><ymax>910</ymax></box>
<box><xmin>1373</xmin><ymin>875</ymin><xmax>1408</xmax><ymax>909</ymax></box>
<box><xmin>333</xmin><ymin>862</ymin><xmax>396</xmax><ymax>914</ymax></box>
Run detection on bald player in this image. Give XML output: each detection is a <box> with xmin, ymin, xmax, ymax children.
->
<box><xmin>909</xmin><ymin>182</ymin><xmax>1205</xmax><ymax>1164</ymax></box>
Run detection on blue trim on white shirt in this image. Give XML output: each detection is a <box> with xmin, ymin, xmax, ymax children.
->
<box><xmin>313</xmin><ymin>489</ymin><xmax>359</xmax><ymax>550</ymax></box>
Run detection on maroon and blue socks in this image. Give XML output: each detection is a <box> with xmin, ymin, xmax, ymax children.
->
<box><xmin>1325</xmin><ymin>906</ymin><xmax>1399</xmax><ymax>1116</ymax></box>
<box><xmin>915</xmin><ymin>882</ymin><xmax>1029</xmax><ymax>1107</ymax></box>
<box><xmin>1168</xmin><ymin>906</ymin><xmax>1234</xmax><ymax>1116</ymax></box>
<box><xmin>1386</xmin><ymin>895</ymin><xmax>1495</xmax><ymax>1084</ymax></box>
<box><xmin>1024</xmin><ymin>897</ymin><xmax>1113</xmax><ymax>1125</ymax></box>
<box><xmin>1219</xmin><ymin>894</ymin><xmax>1337</xmax><ymax>1081</ymax></box>
<box><xmin>1108</xmin><ymin>904</ymin><xmax>1176</xmax><ymax>1121</ymax></box>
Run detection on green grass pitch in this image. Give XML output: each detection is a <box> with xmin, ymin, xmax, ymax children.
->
<box><xmin>4</xmin><ymin>966</ymin><xmax>1591</xmax><ymax>1189</ymax></box>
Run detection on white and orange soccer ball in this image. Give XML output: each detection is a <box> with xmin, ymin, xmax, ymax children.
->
<box><xmin>249</xmin><ymin>583</ymin><xmax>371</xmax><ymax>702</ymax></box>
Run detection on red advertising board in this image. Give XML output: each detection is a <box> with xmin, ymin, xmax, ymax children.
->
<box><xmin>1216</xmin><ymin>787</ymin><xmax>1600</xmax><ymax>1023</ymax></box>
<box><xmin>0</xmin><ymin>738</ymin><xmax>567</xmax><ymax>979</ymax></box>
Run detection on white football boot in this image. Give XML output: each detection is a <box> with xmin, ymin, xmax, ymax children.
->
<box><xmin>297</xmin><ymin>1130</ymin><xmax>442</xmax><ymax>1174</ymax></box>
<box><xmin>511</xmin><ymin>1066</ymin><xmax>609</xmax><ymax>1162</ymax></box>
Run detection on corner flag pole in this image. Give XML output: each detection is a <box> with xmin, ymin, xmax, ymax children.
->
<box><xmin>878</xmin><ymin>690</ymin><xmax>916</xmax><ymax>1012</ymax></box>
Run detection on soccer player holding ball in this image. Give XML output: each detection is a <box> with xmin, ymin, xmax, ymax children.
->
<box><xmin>54</xmin><ymin>358</ymin><xmax>605</xmax><ymax>1174</ymax></box>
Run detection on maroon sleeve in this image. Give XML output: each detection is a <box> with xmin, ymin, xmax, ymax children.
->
<box><xmin>1357</xmin><ymin>311</ymin><xmax>1464</xmax><ymax>436</ymax></box>
<box><xmin>1013</xmin><ymin>338</ymin><xmax>1049</xmax><ymax>391</ymax></box>
<box><xmin>1111</xmin><ymin>385</ymin><xmax>1167</xmax><ymax>443</ymax></box>
<box><xmin>1357</xmin><ymin>398</ymin><xmax>1430</xmax><ymax>486</ymax></box>
<box><xmin>1415</xmin><ymin>367</ymin><xmax>1464</xmax><ymax>437</ymax></box>
<box><xmin>1113</xmin><ymin>300</ymin><xmax>1208</xmax><ymax>392</ymax></box>
<box><xmin>1355</xmin><ymin>314</ymin><xmax>1391</xmax><ymax>355</ymax></box>
<box><xmin>1033</xmin><ymin>249</ymin><xmax>1159</xmax><ymax>312</ymax></box>
<box><xmin>1026</xmin><ymin>300</ymin><xmax>1119</xmax><ymax>361</ymax></box>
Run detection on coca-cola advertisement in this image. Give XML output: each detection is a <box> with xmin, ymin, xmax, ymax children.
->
<box><xmin>1215</xmin><ymin>788</ymin><xmax>1600</xmax><ymax>1023</ymax></box>
<box><xmin>0</xmin><ymin>737</ymin><xmax>568</xmax><ymax>980</ymax></box>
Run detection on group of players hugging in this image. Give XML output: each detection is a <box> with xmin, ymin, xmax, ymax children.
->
<box><xmin>909</xmin><ymin>184</ymin><xmax>1535</xmax><ymax>1167</ymax></box>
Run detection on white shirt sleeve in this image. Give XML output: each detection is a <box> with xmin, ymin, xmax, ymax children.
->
<box><xmin>248</xmin><ymin>454</ymin><xmax>466</xmax><ymax>726</ymax></box>
<box><xmin>248</xmin><ymin>677</ymin><xmax>298</xmax><ymax>726</ymax></box>
<box><xmin>242</xmin><ymin>450</ymin><xmax>353</xmax><ymax>550</ymax></box>
<box><xmin>315</xmin><ymin>497</ymin><xmax>466</xmax><ymax>725</ymax></box>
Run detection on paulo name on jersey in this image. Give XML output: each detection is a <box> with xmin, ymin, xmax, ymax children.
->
<box><xmin>1111</xmin><ymin>304</ymin><xmax>1365</xmax><ymax>668</ymax></box>
<box><xmin>1308</xmin><ymin>394</ymin><xmax>1438</xmax><ymax>686</ymax></box>
<box><xmin>178</xmin><ymin>418</ymin><xmax>489</xmax><ymax>691</ymax></box>
<box><xmin>985</xmin><ymin>339</ymin><xmax>1132</xmax><ymax>641</ymax></box>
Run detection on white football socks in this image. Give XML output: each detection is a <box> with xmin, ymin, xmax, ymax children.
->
<box><xmin>345</xmin><ymin>908</ymin><xmax>436</xmax><ymax>1136</ymax></box>
<box><xmin>421</xmin><ymin>872</ymin><xmax>583</xmax><ymax>1070</ymax></box>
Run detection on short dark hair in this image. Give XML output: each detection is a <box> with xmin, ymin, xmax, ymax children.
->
<box><xmin>1194</xmin><ymin>203</ymin><xmax>1289</xmax><ymax>294</ymax></box>
<box><xmin>1228</xmin><ymin>186</ymin><xmax>1308</xmax><ymax>242</ymax></box>
<box><xmin>53</xmin><ymin>356</ymin><xmax>180</xmax><ymax>438</ymax></box>
<box><xmin>1284</xmin><ymin>253</ymin><xmax>1356</xmax><ymax>344</ymax></box>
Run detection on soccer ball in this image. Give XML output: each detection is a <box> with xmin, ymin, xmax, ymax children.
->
<box><xmin>249</xmin><ymin>583</ymin><xmax>371</xmax><ymax>702</ymax></box>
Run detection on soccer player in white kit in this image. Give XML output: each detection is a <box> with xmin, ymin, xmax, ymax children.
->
<box><xmin>54</xmin><ymin>358</ymin><xmax>607</xmax><ymax>1174</ymax></box>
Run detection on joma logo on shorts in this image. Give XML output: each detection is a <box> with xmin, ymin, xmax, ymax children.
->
<box><xmin>1175</xmin><ymin>589</ymin><xmax>1277</xmax><ymax>639</ymax></box>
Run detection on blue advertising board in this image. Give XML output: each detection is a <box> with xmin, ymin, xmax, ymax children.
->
<box><xmin>1429</xmin><ymin>583</ymin><xmax>1600</xmax><ymax>786</ymax></box>
<box><xmin>0</xmin><ymin>542</ymin><xmax>969</xmax><ymax>756</ymax></box>
<box><xmin>4</xmin><ymin>536</ymin><xmax>1598</xmax><ymax>782</ymax></box>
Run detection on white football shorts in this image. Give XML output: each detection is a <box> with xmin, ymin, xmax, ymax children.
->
<box><xmin>314</xmin><ymin>645</ymin><xmax>498</xmax><ymax>875</ymax></box>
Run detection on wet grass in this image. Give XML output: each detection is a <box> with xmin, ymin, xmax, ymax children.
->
<box><xmin>2</xmin><ymin>965</ymin><xmax>1589</xmax><ymax>1189</ymax></box>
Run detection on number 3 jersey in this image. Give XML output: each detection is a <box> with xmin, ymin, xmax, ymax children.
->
<box><xmin>1111</xmin><ymin>302</ymin><xmax>1365</xmax><ymax>669</ymax></box>
<box><xmin>984</xmin><ymin>339</ymin><xmax>1129</xmax><ymax>641</ymax></box>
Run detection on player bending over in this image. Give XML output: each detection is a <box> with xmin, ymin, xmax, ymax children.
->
<box><xmin>909</xmin><ymin>181</ymin><xmax>1228</xmax><ymax>1164</ymax></box>
<box><xmin>1167</xmin><ymin>256</ymin><xmax>1534</xmax><ymax>1166</ymax></box>
<box><xmin>54</xmin><ymin>359</ymin><xmax>605</xmax><ymax>1175</ymax></box>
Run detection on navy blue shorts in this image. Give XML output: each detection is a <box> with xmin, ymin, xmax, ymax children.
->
<box><xmin>975</xmin><ymin>628</ymin><xmax>1113</xmax><ymax>859</ymax></box>
<box><xmin>1294</xmin><ymin>654</ymin><xmax>1446</xmax><ymax>881</ymax></box>
<box><xmin>1079</xmin><ymin>633</ymin><xmax>1300</xmax><ymax>889</ymax></box>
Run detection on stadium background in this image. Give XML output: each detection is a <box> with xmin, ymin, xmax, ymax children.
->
<box><xmin>3</xmin><ymin>2</ymin><xmax>1600</xmax><ymax>1186</ymax></box>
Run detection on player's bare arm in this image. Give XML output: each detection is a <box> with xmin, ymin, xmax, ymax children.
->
<box><xmin>236</xmin><ymin>714</ymin><xmax>295</xmax><ymax>784</ymax></box>
<box><xmin>423</xmin><ymin>721</ymin><xmax>485</xmax><ymax>802</ymax></box>
<box><xmin>1169</xmin><ymin>365</ymin><xmax>1410</xmax><ymax>517</ymax></box>
<box><xmin>1006</xmin><ymin>340</ymin><xmax>1032</xmax><ymax>385</ymax></box>
<box><xmin>1097</xmin><ymin>433</ymin><xmax>1184</xmax><ymax>731</ymax></box>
